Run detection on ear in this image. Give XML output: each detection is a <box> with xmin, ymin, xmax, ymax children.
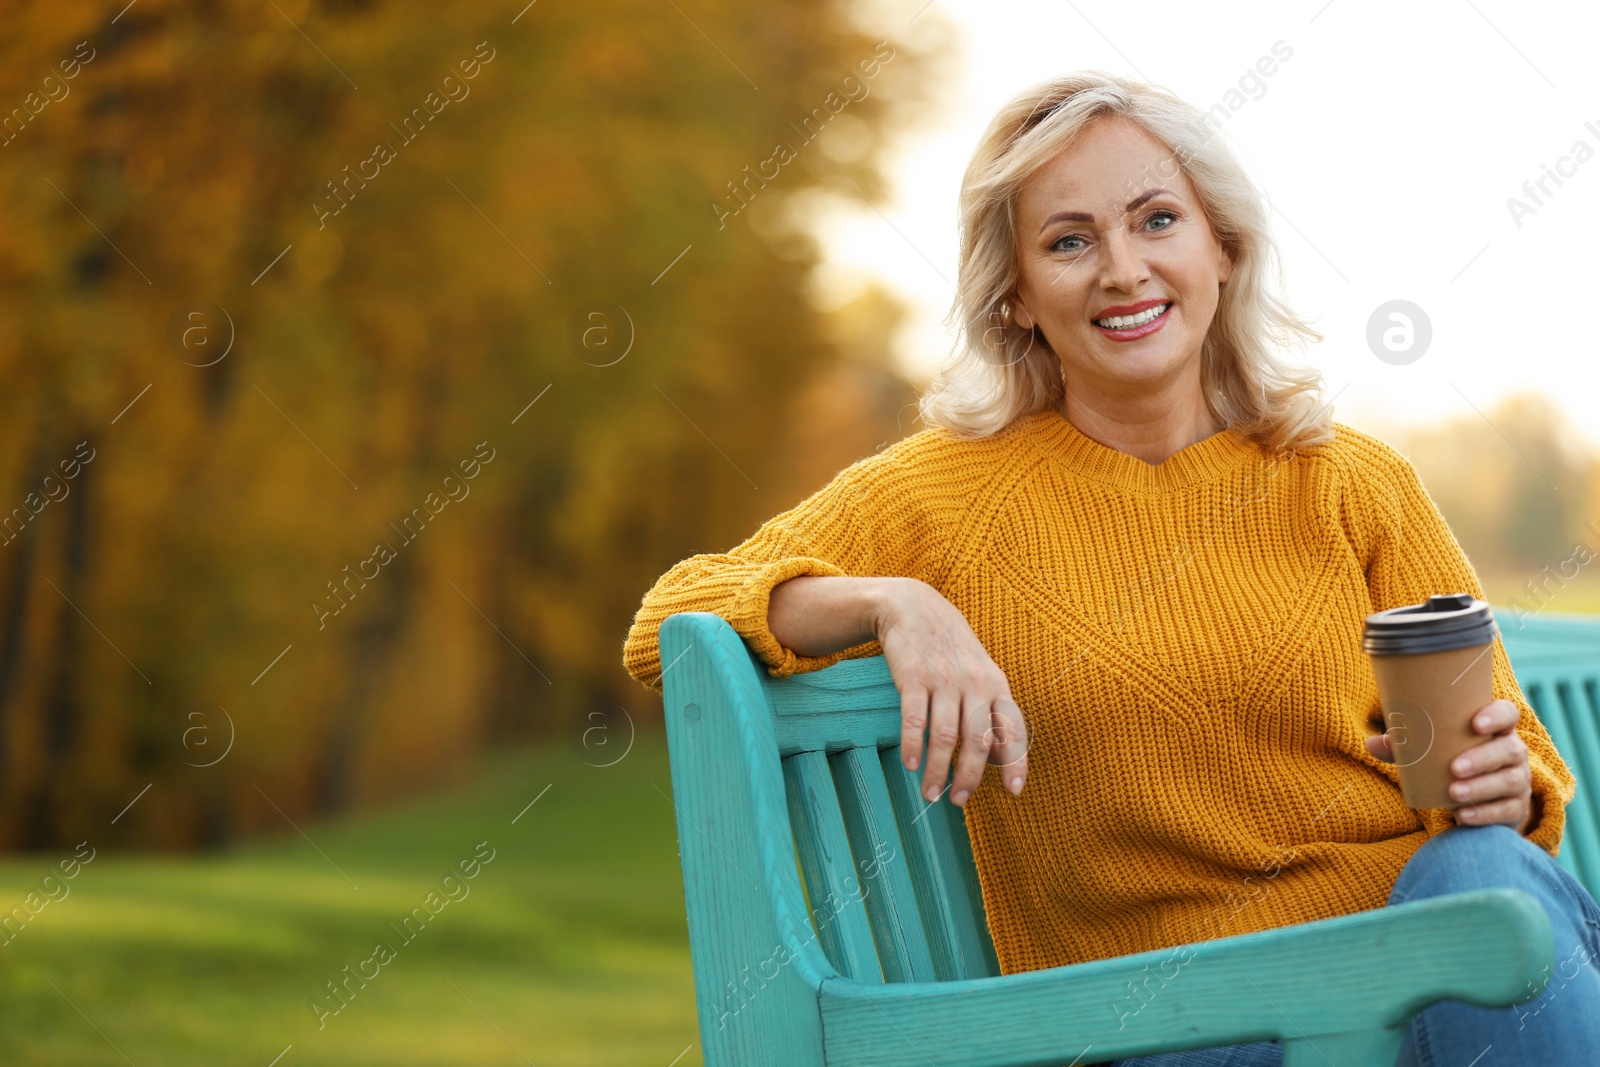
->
<box><xmin>1217</xmin><ymin>243</ymin><xmax>1235</xmax><ymax>286</ymax></box>
<box><xmin>1009</xmin><ymin>294</ymin><xmax>1035</xmax><ymax>331</ymax></box>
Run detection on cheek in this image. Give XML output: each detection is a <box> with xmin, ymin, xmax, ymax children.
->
<box><xmin>1168</xmin><ymin>248</ymin><xmax>1226</xmax><ymax>308</ymax></box>
<box><xmin>1025</xmin><ymin>261</ymin><xmax>1093</xmax><ymax>323</ymax></box>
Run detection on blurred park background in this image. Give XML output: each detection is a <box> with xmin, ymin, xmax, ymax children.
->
<box><xmin>3</xmin><ymin>0</ymin><xmax>1599</xmax><ymax>1063</ymax></box>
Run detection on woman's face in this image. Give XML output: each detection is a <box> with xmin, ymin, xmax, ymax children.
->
<box><xmin>1010</xmin><ymin>116</ymin><xmax>1233</xmax><ymax>400</ymax></box>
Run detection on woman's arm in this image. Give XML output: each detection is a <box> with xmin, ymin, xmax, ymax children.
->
<box><xmin>622</xmin><ymin>446</ymin><xmax>919</xmax><ymax>689</ymax></box>
<box><xmin>1340</xmin><ymin>431</ymin><xmax>1575</xmax><ymax>853</ymax></box>
<box><xmin>765</xmin><ymin>573</ymin><xmax>884</xmax><ymax>658</ymax></box>
<box><xmin>770</xmin><ymin>575</ymin><xmax>1029</xmax><ymax>805</ymax></box>
<box><xmin>620</xmin><ymin>435</ymin><xmax>1027</xmax><ymax>807</ymax></box>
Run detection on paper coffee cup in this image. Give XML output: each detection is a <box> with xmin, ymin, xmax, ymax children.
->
<box><xmin>1362</xmin><ymin>594</ymin><xmax>1499</xmax><ymax>810</ymax></box>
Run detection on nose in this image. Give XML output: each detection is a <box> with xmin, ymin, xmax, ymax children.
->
<box><xmin>1098</xmin><ymin>228</ymin><xmax>1149</xmax><ymax>296</ymax></box>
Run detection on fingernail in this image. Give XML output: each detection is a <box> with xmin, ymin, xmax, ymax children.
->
<box><xmin>1454</xmin><ymin>758</ymin><xmax>1470</xmax><ymax>774</ymax></box>
<box><xmin>1451</xmin><ymin>783</ymin><xmax>1468</xmax><ymax>799</ymax></box>
<box><xmin>924</xmin><ymin>786</ymin><xmax>939</xmax><ymax>802</ymax></box>
<box><xmin>951</xmin><ymin>789</ymin><xmax>969</xmax><ymax>806</ymax></box>
<box><xmin>1462</xmin><ymin>808</ymin><xmax>1478</xmax><ymax>820</ymax></box>
<box><xmin>1008</xmin><ymin>776</ymin><xmax>1023</xmax><ymax>795</ymax></box>
<box><xmin>907</xmin><ymin>756</ymin><xmax>919</xmax><ymax>770</ymax></box>
<box><xmin>1476</xmin><ymin>715</ymin><xmax>1491</xmax><ymax>729</ymax></box>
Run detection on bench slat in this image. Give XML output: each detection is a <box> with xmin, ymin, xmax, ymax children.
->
<box><xmin>1523</xmin><ymin>676</ymin><xmax>1600</xmax><ymax>888</ymax></box>
<box><xmin>783</xmin><ymin>751</ymin><xmax>884</xmax><ymax>983</ymax></box>
<box><xmin>1552</xmin><ymin>677</ymin><xmax>1600</xmax><ymax>887</ymax></box>
<box><xmin>831</xmin><ymin>746</ymin><xmax>940</xmax><ymax>983</ymax></box>
<box><xmin>880</xmin><ymin>749</ymin><xmax>1003</xmax><ymax>980</ymax></box>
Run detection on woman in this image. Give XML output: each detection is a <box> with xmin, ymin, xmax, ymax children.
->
<box><xmin>622</xmin><ymin>71</ymin><xmax>1600</xmax><ymax>1065</ymax></box>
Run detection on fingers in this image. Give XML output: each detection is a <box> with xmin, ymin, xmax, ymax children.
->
<box><xmin>1470</xmin><ymin>698</ymin><xmax>1518</xmax><ymax>736</ymax></box>
<box><xmin>1451</xmin><ymin>728</ymin><xmax>1528</xmax><ymax>780</ymax></box>
<box><xmin>1457</xmin><ymin>793</ymin><xmax>1529</xmax><ymax>826</ymax></box>
<box><xmin>948</xmin><ymin>695</ymin><xmax>995</xmax><ymax>807</ymax></box>
<box><xmin>878</xmin><ymin>586</ymin><xmax>1023</xmax><ymax>805</ymax></box>
<box><xmin>987</xmin><ymin>697</ymin><xmax>1029</xmax><ymax>794</ymax></box>
<box><xmin>921</xmin><ymin>685</ymin><xmax>962</xmax><ymax>803</ymax></box>
<box><xmin>1450</xmin><ymin>758</ymin><xmax>1533</xmax><ymax>806</ymax></box>
<box><xmin>1450</xmin><ymin>717</ymin><xmax>1531</xmax><ymax>826</ymax></box>
<box><xmin>899</xmin><ymin>684</ymin><xmax>928</xmax><ymax>773</ymax></box>
<box><xmin>1365</xmin><ymin>732</ymin><xmax>1394</xmax><ymax>763</ymax></box>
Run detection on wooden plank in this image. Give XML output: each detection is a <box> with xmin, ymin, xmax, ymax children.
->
<box><xmin>783</xmin><ymin>751</ymin><xmax>884</xmax><ymax>983</ymax></box>
<box><xmin>1566</xmin><ymin>676</ymin><xmax>1600</xmax><ymax>893</ymax></box>
<box><xmin>817</xmin><ymin>888</ymin><xmax>1553</xmax><ymax>1067</ymax></box>
<box><xmin>1551</xmin><ymin>675</ymin><xmax>1600</xmax><ymax>893</ymax></box>
<box><xmin>880</xmin><ymin>748</ymin><xmax>1001</xmax><ymax>980</ymax></box>
<box><xmin>830</xmin><ymin>746</ymin><xmax>939</xmax><ymax>983</ymax></box>
<box><xmin>658</xmin><ymin>613</ymin><xmax>832</xmax><ymax>1066</ymax></box>
<box><xmin>761</xmin><ymin>657</ymin><xmax>902</xmax><ymax>756</ymax></box>
<box><xmin>1282</xmin><ymin>1028</ymin><xmax>1404</xmax><ymax>1066</ymax></box>
<box><xmin>1522</xmin><ymin>677</ymin><xmax>1596</xmax><ymax>888</ymax></box>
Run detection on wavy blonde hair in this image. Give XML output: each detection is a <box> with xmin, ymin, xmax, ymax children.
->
<box><xmin>920</xmin><ymin>70</ymin><xmax>1334</xmax><ymax>454</ymax></box>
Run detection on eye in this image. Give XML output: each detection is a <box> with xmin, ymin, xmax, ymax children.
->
<box><xmin>1145</xmin><ymin>209</ymin><xmax>1178</xmax><ymax>231</ymax></box>
<box><xmin>1049</xmin><ymin>233</ymin><xmax>1086</xmax><ymax>254</ymax></box>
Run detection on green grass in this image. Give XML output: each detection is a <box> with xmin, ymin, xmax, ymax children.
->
<box><xmin>0</xmin><ymin>731</ymin><xmax>703</xmax><ymax>1066</ymax></box>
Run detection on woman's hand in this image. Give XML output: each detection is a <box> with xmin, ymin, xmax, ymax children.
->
<box><xmin>868</xmin><ymin>578</ymin><xmax>1029</xmax><ymax>808</ymax></box>
<box><xmin>1365</xmin><ymin>697</ymin><xmax>1533</xmax><ymax>834</ymax></box>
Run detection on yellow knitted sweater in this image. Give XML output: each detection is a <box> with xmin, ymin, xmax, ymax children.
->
<box><xmin>621</xmin><ymin>408</ymin><xmax>1576</xmax><ymax>974</ymax></box>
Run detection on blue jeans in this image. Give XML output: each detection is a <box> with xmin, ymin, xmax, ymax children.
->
<box><xmin>1105</xmin><ymin>824</ymin><xmax>1600</xmax><ymax>1066</ymax></box>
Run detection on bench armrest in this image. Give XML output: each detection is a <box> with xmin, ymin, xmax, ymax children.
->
<box><xmin>818</xmin><ymin>886</ymin><xmax>1553</xmax><ymax>1067</ymax></box>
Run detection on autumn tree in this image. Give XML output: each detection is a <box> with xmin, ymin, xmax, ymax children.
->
<box><xmin>0</xmin><ymin>0</ymin><xmax>952</xmax><ymax>848</ymax></box>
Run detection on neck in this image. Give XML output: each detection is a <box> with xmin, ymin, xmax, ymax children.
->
<box><xmin>1058</xmin><ymin>372</ymin><xmax>1224</xmax><ymax>466</ymax></box>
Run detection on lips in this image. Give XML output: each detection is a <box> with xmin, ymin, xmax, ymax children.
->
<box><xmin>1095</xmin><ymin>297</ymin><xmax>1169</xmax><ymax>321</ymax></box>
<box><xmin>1094</xmin><ymin>300</ymin><xmax>1170</xmax><ymax>329</ymax></box>
<box><xmin>1093</xmin><ymin>301</ymin><xmax>1172</xmax><ymax>341</ymax></box>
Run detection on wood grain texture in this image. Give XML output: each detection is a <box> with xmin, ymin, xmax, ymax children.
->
<box><xmin>1522</xmin><ymin>674</ymin><xmax>1596</xmax><ymax>886</ymax></box>
<box><xmin>880</xmin><ymin>747</ymin><xmax>1002</xmax><ymax>980</ymax></box>
<box><xmin>816</xmin><ymin>888</ymin><xmax>1552</xmax><ymax>1067</ymax></box>
<box><xmin>659</xmin><ymin>613</ymin><xmax>834</xmax><ymax>1067</ymax></box>
<box><xmin>831</xmin><ymin>745</ymin><xmax>938</xmax><ymax>982</ymax></box>
<box><xmin>783</xmin><ymin>750</ymin><xmax>883</xmax><ymax>983</ymax></box>
<box><xmin>1523</xmin><ymin>668</ymin><xmax>1600</xmax><ymax>888</ymax></box>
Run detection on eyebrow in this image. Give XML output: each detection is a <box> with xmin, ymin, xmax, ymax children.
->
<box><xmin>1037</xmin><ymin>187</ymin><xmax>1174</xmax><ymax>234</ymax></box>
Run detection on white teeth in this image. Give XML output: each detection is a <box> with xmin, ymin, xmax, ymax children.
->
<box><xmin>1096</xmin><ymin>303</ymin><xmax>1169</xmax><ymax>329</ymax></box>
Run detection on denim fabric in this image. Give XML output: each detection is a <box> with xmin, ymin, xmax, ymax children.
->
<box><xmin>1103</xmin><ymin>824</ymin><xmax>1600</xmax><ymax>1067</ymax></box>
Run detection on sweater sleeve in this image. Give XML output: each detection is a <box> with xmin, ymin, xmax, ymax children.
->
<box><xmin>1337</xmin><ymin>429</ymin><xmax>1577</xmax><ymax>857</ymax></box>
<box><xmin>621</xmin><ymin>438</ymin><xmax>950</xmax><ymax>692</ymax></box>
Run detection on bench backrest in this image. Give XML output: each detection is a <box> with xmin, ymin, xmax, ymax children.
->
<box><xmin>759</xmin><ymin>610</ymin><xmax>1600</xmax><ymax>981</ymax></box>
<box><xmin>661</xmin><ymin>609</ymin><xmax>1600</xmax><ymax>1003</ymax></box>
<box><xmin>759</xmin><ymin>655</ymin><xmax>1002</xmax><ymax>983</ymax></box>
<box><xmin>1500</xmin><ymin>612</ymin><xmax>1600</xmax><ymax>891</ymax></box>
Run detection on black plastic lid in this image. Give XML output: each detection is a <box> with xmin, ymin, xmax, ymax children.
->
<box><xmin>1362</xmin><ymin>593</ymin><xmax>1499</xmax><ymax>655</ymax></box>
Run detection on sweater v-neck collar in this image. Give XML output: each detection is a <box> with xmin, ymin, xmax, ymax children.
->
<box><xmin>1017</xmin><ymin>407</ymin><xmax>1264</xmax><ymax>493</ymax></box>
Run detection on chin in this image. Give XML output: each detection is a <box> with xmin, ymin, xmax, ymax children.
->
<box><xmin>1098</xmin><ymin>338</ymin><xmax>1186</xmax><ymax>375</ymax></box>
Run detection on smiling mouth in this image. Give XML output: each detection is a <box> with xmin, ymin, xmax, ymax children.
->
<box><xmin>1094</xmin><ymin>302</ymin><xmax>1171</xmax><ymax>330</ymax></box>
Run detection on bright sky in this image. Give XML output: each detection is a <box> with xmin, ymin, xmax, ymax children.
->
<box><xmin>811</xmin><ymin>0</ymin><xmax>1600</xmax><ymax>452</ymax></box>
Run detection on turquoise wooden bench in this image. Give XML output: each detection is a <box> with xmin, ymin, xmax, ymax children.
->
<box><xmin>1498</xmin><ymin>612</ymin><xmax>1600</xmax><ymax>893</ymax></box>
<box><xmin>659</xmin><ymin>609</ymin><xmax>1600</xmax><ymax>1066</ymax></box>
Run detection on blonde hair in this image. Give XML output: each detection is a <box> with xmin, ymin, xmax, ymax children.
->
<box><xmin>920</xmin><ymin>70</ymin><xmax>1334</xmax><ymax>454</ymax></box>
